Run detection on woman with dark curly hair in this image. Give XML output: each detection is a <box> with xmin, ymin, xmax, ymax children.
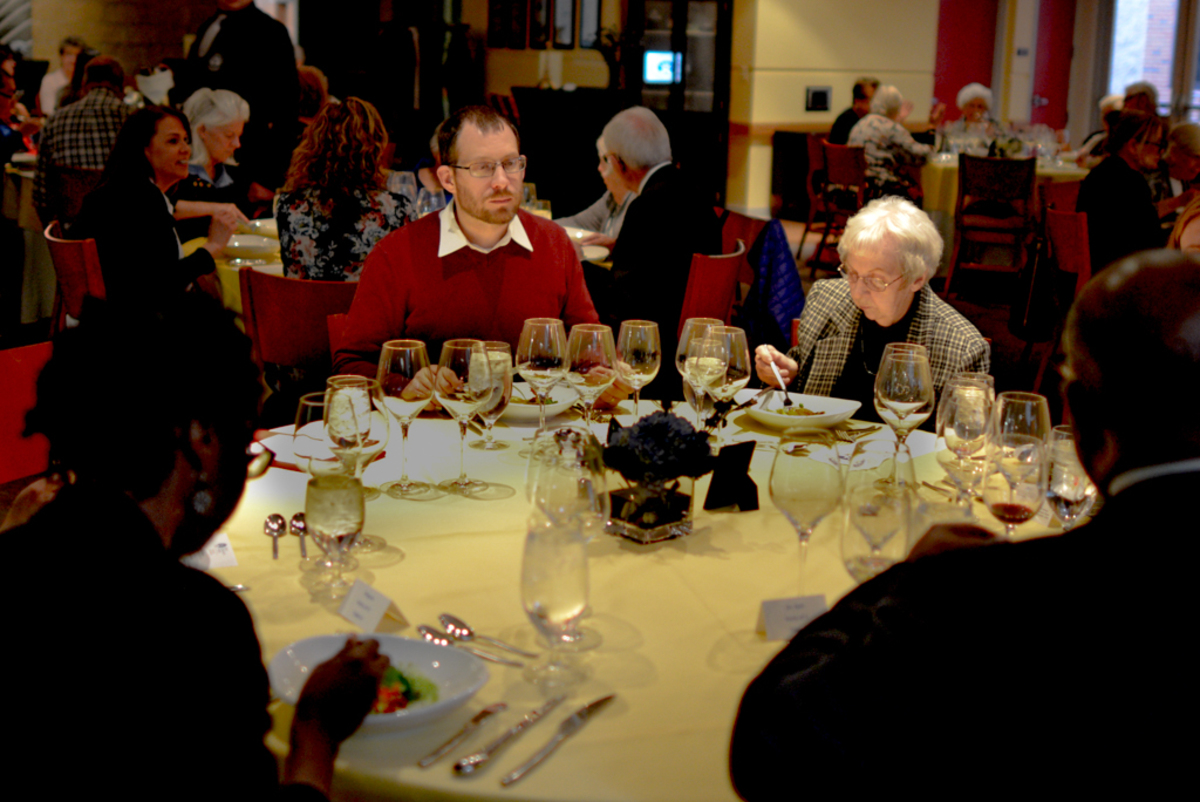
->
<box><xmin>275</xmin><ymin>97</ymin><xmax>414</xmax><ymax>281</ymax></box>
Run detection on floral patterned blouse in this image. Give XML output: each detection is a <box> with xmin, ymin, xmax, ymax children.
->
<box><xmin>275</xmin><ymin>186</ymin><xmax>414</xmax><ymax>281</ymax></box>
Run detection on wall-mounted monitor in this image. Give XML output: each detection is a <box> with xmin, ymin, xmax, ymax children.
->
<box><xmin>644</xmin><ymin>51</ymin><xmax>682</xmax><ymax>85</ymax></box>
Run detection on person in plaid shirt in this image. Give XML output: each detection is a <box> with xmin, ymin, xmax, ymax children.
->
<box><xmin>33</xmin><ymin>56</ymin><xmax>129</xmax><ymax>227</ymax></box>
<box><xmin>755</xmin><ymin>197</ymin><xmax>988</xmax><ymax>423</ymax></box>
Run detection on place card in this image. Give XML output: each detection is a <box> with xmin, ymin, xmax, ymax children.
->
<box><xmin>181</xmin><ymin>532</ymin><xmax>237</xmax><ymax>570</ymax></box>
<box><xmin>338</xmin><ymin>580</ymin><xmax>407</xmax><ymax>632</ymax></box>
<box><xmin>704</xmin><ymin>441</ymin><xmax>759</xmax><ymax>511</ymax></box>
<box><xmin>756</xmin><ymin>595</ymin><xmax>828</xmax><ymax>641</ymax></box>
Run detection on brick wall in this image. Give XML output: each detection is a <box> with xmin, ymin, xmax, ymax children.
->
<box><xmin>31</xmin><ymin>0</ymin><xmax>218</xmax><ymax>77</ymax></box>
<box><xmin>1141</xmin><ymin>0</ymin><xmax>1178</xmax><ymax>105</ymax></box>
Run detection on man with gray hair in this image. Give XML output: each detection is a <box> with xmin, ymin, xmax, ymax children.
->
<box><xmin>590</xmin><ymin>105</ymin><xmax>721</xmax><ymax>399</ymax></box>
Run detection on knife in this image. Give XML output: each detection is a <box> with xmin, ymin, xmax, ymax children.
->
<box><xmin>453</xmin><ymin>695</ymin><xmax>566</xmax><ymax>776</ymax></box>
<box><xmin>499</xmin><ymin>694</ymin><xmax>616</xmax><ymax>787</ymax></box>
<box><xmin>417</xmin><ymin>703</ymin><xmax>507</xmax><ymax>768</ymax></box>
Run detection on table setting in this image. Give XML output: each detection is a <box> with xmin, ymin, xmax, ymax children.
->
<box><xmin>203</xmin><ymin>318</ymin><xmax>1083</xmax><ymax>801</ymax></box>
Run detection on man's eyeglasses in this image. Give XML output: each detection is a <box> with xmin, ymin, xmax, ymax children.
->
<box><xmin>837</xmin><ymin>264</ymin><xmax>905</xmax><ymax>292</ymax></box>
<box><xmin>451</xmin><ymin>156</ymin><xmax>527</xmax><ymax>178</ymax></box>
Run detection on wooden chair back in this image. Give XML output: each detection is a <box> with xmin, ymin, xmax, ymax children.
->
<box><xmin>239</xmin><ymin>268</ymin><xmax>358</xmax><ymax>371</ymax></box>
<box><xmin>821</xmin><ymin>142</ymin><xmax>868</xmax><ymax>203</ymax></box>
<box><xmin>0</xmin><ymin>342</ymin><xmax>52</xmax><ymax>483</ymax></box>
<box><xmin>46</xmin><ymin>166</ymin><xmax>103</xmax><ymax>228</ymax></box>
<box><xmin>43</xmin><ymin>220</ymin><xmax>106</xmax><ymax>334</ymax></box>
<box><xmin>956</xmin><ymin>155</ymin><xmax>1037</xmax><ymax>223</ymax></box>
<box><xmin>677</xmin><ymin>239</ymin><xmax>747</xmax><ymax>338</ymax></box>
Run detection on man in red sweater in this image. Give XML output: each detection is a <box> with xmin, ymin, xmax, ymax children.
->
<box><xmin>333</xmin><ymin>105</ymin><xmax>599</xmax><ymax>376</ymax></box>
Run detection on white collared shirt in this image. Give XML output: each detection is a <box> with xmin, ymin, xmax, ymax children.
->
<box><xmin>1107</xmin><ymin>457</ymin><xmax>1200</xmax><ymax>496</ymax></box>
<box><xmin>636</xmin><ymin>161</ymin><xmax>672</xmax><ymax>195</ymax></box>
<box><xmin>437</xmin><ymin>199</ymin><xmax>533</xmax><ymax>257</ymax></box>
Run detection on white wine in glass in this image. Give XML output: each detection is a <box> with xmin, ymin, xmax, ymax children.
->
<box><xmin>434</xmin><ymin>339</ymin><xmax>492</xmax><ymax>494</ymax></box>
<box><xmin>377</xmin><ymin>340</ymin><xmax>437</xmax><ymax>500</ymax></box>
<box><xmin>874</xmin><ymin>344</ymin><xmax>934</xmax><ymax>444</ymax></box>
<box><xmin>516</xmin><ymin>318</ymin><xmax>568</xmax><ymax>430</ymax></box>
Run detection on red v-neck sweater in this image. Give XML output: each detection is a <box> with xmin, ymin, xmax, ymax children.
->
<box><xmin>334</xmin><ymin>209</ymin><xmax>599</xmax><ymax>374</ymax></box>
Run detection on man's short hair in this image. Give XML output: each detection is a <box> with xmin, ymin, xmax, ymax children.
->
<box><xmin>838</xmin><ymin>196</ymin><xmax>943</xmax><ymax>284</ymax></box>
<box><xmin>852</xmin><ymin>77</ymin><xmax>879</xmax><ymax>101</ymax></box>
<box><xmin>437</xmin><ymin>105</ymin><xmax>520</xmax><ymax>166</ymax></box>
<box><xmin>26</xmin><ymin>295</ymin><xmax>260</xmax><ymax>500</ymax></box>
<box><xmin>83</xmin><ymin>56</ymin><xmax>124</xmax><ymax>91</ymax></box>
<box><xmin>600</xmin><ymin>106</ymin><xmax>672</xmax><ymax>171</ymax></box>
<box><xmin>60</xmin><ymin>36</ymin><xmax>87</xmax><ymax>54</ymax></box>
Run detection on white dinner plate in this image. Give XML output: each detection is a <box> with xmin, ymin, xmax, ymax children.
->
<box><xmin>736</xmin><ymin>388</ymin><xmax>861</xmax><ymax>430</ymax></box>
<box><xmin>240</xmin><ymin>219</ymin><xmax>279</xmax><ymax>239</ymax></box>
<box><xmin>583</xmin><ymin>244</ymin><xmax>610</xmax><ymax>261</ymax></box>
<box><xmin>223</xmin><ymin>234</ymin><xmax>278</xmax><ymax>258</ymax></box>
<box><xmin>268</xmin><ymin>634</ymin><xmax>489</xmax><ymax>733</ymax></box>
<box><xmin>561</xmin><ymin>225</ymin><xmax>595</xmax><ymax>241</ymax></box>
<box><xmin>501</xmin><ymin>382</ymin><xmax>576</xmax><ymax>423</ymax></box>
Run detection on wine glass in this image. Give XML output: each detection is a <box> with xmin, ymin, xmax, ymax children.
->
<box><xmin>616</xmin><ymin>320</ymin><xmax>661</xmax><ymax>418</ymax></box>
<box><xmin>470</xmin><ymin>341</ymin><xmax>514</xmax><ymax>451</ymax></box>
<box><xmin>377</xmin><ymin>340</ymin><xmax>438</xmax><ymax>500</ymax></box>
<box><xmin>684</xmin><ymin>332</ymin><xmax>728</xmax><ymax>431</ymax></box>
<box><xmin>520</xmin><ymin>515</ymin><xmax>591</xmax><ymax>690</ymax></box>
<box><xmin>292</xmin><ymin>394</ymin><xmax>360</xmax><ymax>574</ymax></box>
<box><xmin>676</xmin><ymin>317</ymin><xmax>722</xmax><ymax>426</ymax></box>
<box><xmin>1047</xmin><ymin>424</ymin><xmax>1097</xmax><ymax>530</ymax></box>
<box><xmin>305</xmin><ymin>474</ymin><xmax>364</xmax><ymax>603</ymax></box>
<box><xmin>387</xmin><ymin>170</ymin><xmax>418</xmax><ymax>203</ymax></box>
<box><xmin>769</xmin><ymin>435</ymin><xmax>844</xmax><ymax>593</ymax></box>
<box><xmin>983</xmin><ymin>432</ymin><xmax>1047</xmax><ymax>539</ymax></box>
<box><xmin>842</xmin><ymin>483</ymin><xmax>907</xmax><ymax>582</ymax></box>
<box><xmin>516</xmin><ymin>318</ymin><xmax>569</xmax><ymax>431</ymax></box>
<box><xmin>325</xmin><ymin>376</ymin><xmax>390</xmax><ymax>502</ymax></box>
<box><xmin>565</xmin><ymin>324</ymin><xmax>618</xmax><ymax>427</ymax></box>
<box><xmin>415</xmin><ymin>187</ymin><xmax>446</xmax><ymax>217</ymax></box>
<box><xmin>705</xmin><ymin>326</ymin><xmax>752</xmax><ymax>446</ymax></box>
<box><xmin>874</xmin><ymin>343</ymin><xmax>934</xmax><ymax>444</ymax></box>
<box><xmin>935</xmin><ymin>377</ymin><xmax>993</xmax><ymax>512</ymax></box>
<box><xmin>992</xmin><ymin>391</ymin><xmax>1052</xmax><ymax>442</ymax></box>
<box><xmin>434</xmin><ymin>339</ymin><xmax>492</xmax><ymax>494</ymax></box>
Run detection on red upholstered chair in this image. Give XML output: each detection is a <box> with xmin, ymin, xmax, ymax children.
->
<box><xmin>238</xmin><ymin>268</ymin><xmax>358</xmax><ymax>374</ymax></box>
<box><xmin>43</xmin><ymin>220</ymin><xmax>105</xmax><ymax>335</ymax></box>
<box><xmin>327</xmin><ymin>313</ymin><xmax>349</xmax><ymax>356</ymax></box>
<box><xmin>1032</xmin><ymin>209</ymin><xmax>1092</xmax><ymax>390</ymax></box>
<box><xmin>1040</xmin><ymin>179</ymin><xmax>1081</xmax><ymax>215</ymax></box>
<box><xmin>676</xmin><ymin>239</ymin><xmax>747</xmax><ymax>339</ymax></box>
<box><xmin>791</xmin><ymin>318</ymin><xmax>801</xmax><ymax>349</ymax></box>
<box><xmin>0</xmin><ymin>342</ymin><xmax>53</xmax><ymax>484</ymax></box>
<box><xmin>809</xmin><ymin>142</ymin><xmax>867</xmax><ymax>275</ymax></box>
<box><xmin>798</xmin><ymin>133</ymin><xmax>829</xmax><ymax>255</ymax></box>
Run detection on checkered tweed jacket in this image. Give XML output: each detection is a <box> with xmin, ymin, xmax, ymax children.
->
<box><xmin>33</xmin><ymin>88</ymin><xmax>131</xmax><ymax>216</ymax></box>
<box><xmin>785</xmin><ymin>279</ymin><xmax>990</xmax><ymax>399</ymax></box>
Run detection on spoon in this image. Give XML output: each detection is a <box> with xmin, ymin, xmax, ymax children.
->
<box><xmin>440</xmin><ymin>614</ymin><xmax>539</xmax><ymax>659</ymax></box>
<box><xmin>768</xmin><ymin>362</ymin><xmax>794</xmax><ymax>407</ymax></box>
<box><xmin>417</xmin><ymin>625</ymin><xmax>525</xmax><ymax>668</ymax></box>
<box><xmin>264</xmin><ymin>513</ymin><xmax>285</xmax><ymax>559</ymax></box>
<box><xmin>289</xmin><ymin>512</ymin><xmax>307</xmax><ymax>558</ymax></box>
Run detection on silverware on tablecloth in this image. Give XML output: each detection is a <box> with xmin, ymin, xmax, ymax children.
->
<box><xmin>454</xmin><ymin>695</ymin><xmax>566</xmax><ymax>776</ymax></box>
<box><xmin>226</xmin><ymin>584</ymin><xmax>250</xmax><ymax>593</ymax></box>
<box><xmin>264</xmin><ymin>513</ymin><xmax>285</xmax><ymax>559</ymax></box>
<box><xmin>417</xmin><ymin>625</ymin><xmax>525</xmax><ymax>668</ymax></box>
<box><xmin>500</xmin><ymin>695</ymin><xmax>616</xmax><ymax>787</ymax></box>
<box><xmin>417</xmin><ymin>703</ymin><xmax>507</xmax><ymax>768</ymax></box>
<box><xmin>289</xmin><ymin>512</ymin><xmax>307</xmax><ymax>558</ymax></box>
<box><xmin>440</xmin><ymin>614</ymin><xmax>539</xmax><ymax>659</ymax></box>
<box><xmin>922</xmin><ymin>480</ymin><xmax>955</xmax><ymax>499</ymax></box>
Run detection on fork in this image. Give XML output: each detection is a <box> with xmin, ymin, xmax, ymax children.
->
<box><xmin>768</xmin><ymin>363</ymin><xmax>794</xmax><ymax>407</ymax></box>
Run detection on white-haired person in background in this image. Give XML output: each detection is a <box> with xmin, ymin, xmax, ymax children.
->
<box><xmin>171</xmin><ymin>88</ymin><xmax>252</xmax><ymax>233</ymax></box>
<box><xmin>1066</xmin><ymin>93</ymin><xmax>1124</xmax><ymax>169</ymax></box>
<box><xmin>755</xmin><ymin>197</ymin><xmax>989</xmax><ymax>424</ymax></box>
<box><xmin>848</xmin><ymin>85</ymin><xmax>934</xmax><ymax>203</ymax></box>
<box><xmin>1151</xmin><ymin>122</ymin><xmax>1200</xmax><ymax>220</ymax></box>
<box><xmin>554</xmin><ymin>134</ymin><xmax>635</xmax><ymax>252</ymax></box>
<box><xmin>942</xmin><ymin>82</ymin><xmax>999</xmax><ymax>138</ymax></box>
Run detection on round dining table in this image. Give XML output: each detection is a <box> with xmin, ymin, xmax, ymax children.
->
<box><xmin>210</xmin><ymin>405</ymin><xmax>1050</xmax><ymax>801</ymax></box>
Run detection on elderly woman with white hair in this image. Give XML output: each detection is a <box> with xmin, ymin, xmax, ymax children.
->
<box><xmin>1152</xmin><ymin>122</ymin><xmax>1200</xmax><ymax>219</ymax></box>
<box><xmin>943</xmin><ymin>83</ymin><xmax>999</xmax><ymax>137</ymax></box>
<box><xmin>169</xmin><ymin>88</ymin><xmax>251</xmax><ymax>212</ymax></box>
<box><xmin>847</xmin><ymin>85</ymin><xmax>934</xmax><ymax>202</ymax></box>
<box><xmin>755</xmin><ymin>197</ymin><xmax>989</xmax><ymax>422</ymax></box>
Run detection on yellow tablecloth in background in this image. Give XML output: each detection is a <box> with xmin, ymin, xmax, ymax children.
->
<box><xmin>208</xmin><ymin>412</ymin><xmax>1051</xmax><ymax>802</ymax></box>
<box><xmin>182</xmin><ymin>236</ymin><xmax>284</xmax><ymax>322</ymax></box>
<box><xmin>920</xmin><ymin>156</ymin><xmax>1089</xmax><ymax>218</ymax></box>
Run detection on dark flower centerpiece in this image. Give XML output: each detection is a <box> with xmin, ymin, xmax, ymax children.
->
<box><xmin>603</xmin><ymin>412</ymin><xmax>716</xmax><ymax>543</ymax></box>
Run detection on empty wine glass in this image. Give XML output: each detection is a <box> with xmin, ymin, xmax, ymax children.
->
<box><xmin>520</xmin><ymin>515</ymin><xmax>591</xmax><ymax>691</ymax></box>
<box><xmin>470</xmin><ymin>341</ymin><xmax>514</xmax><ymax>451</ymax></box>
<box><xmin>842</xmin><ymin>483</ymin><xmax>907</xmax><ymax>582</ymax></box>
<box><xmin>325</xmin><ymin>376</ymin><xmax>390</xmax><ymax>502</ymax></box>
<box><xmin>435</xmin><ymin>339</ymin><xmax>492</xmax><ymax>494</ymax></box>
<box><xmin>305</xmin><ymin>474</ymin><xmax>364</xmax><ymax>603</ymax></box>
<box><xmin>377</xmin><ymin>339</ymin><xmax>438</xmax><ymax>500</ymax></box>
<box><xmin>1047</xmin><ymin>424</ymin><xmax>1097</xmax><ymax>530</ymax></box>
<box><xmin>935</xmin><ymin>377</ymin><xmax>993</xmax><ymax>512</ymax></box>
<box><xmin>516</xmin><ymin>318</ymin><xmax>569</xmax><ymax>431</ymax></box>
<box><xmin>616</xmin><ymin>320</ymin><xmax>661</xmax><ymax>418</ymax></box>
<box><xmin>415</xmin><ymin>187</ymin><xmax>446</xmax><ymax>217</ymax></box>
<box><xmin>386</xmin><ymin>170</ymin><xmax>418</xmax><ymax>203</ymax></box>
<box><xmin>992</xmin><ymin>390</ymin><xmax>1052</xmax><ymax>442</ymax></box>
<box><xmin>565</xmin><ymin>323</ymin><xmax>618</xmax><ymax>427</ymax></box>
<box><xmin>874</xmin><ymin>343</ymin><xmax>934</xmax><ymax>444</ymax></box>
<box><xmin>293</xmin><ymin>393</ymin><xmax>344</xmax><ymax>478</ymax></box>
<box><xmin>769</xmin><ymin>435</ymin><xmax>844</xmax><ymax>593</ymax></box>
<box><xmin>705</xmin><ymin>326</ymin><xmax>752</xmax><ymax>446</ymax></box>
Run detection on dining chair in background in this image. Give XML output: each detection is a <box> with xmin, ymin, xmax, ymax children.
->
<box><xmin>1040</xmin><ymin>179</ymin><xmax>1081</xmax><ymax>215</ymax></box>
<box><xmin>238</xmin><ymin>267</ymin><xmax>358</xmax><ymax>376</ymax></box>
<box><xmin>0</xmin><ymin>341</ymin><xmax>52</xmax><ymax>484</ymax></box>
<box><xmin>43</xmin><ymin>220</ymin><xmax>105</xmax><ymax>336</ymax></box>
<box><xmin>1030</xmin><ymin>209</ymin><xmax>1092</xmax><ymax>392</ymax></box>
<box><xmin>797</xmin><ymin>133</ymin><xmax>829</xmax><ymax>257</ymax></box>
<box><xmin>676</xmin><ymin>239</ymin><xmax>747</xmax><ymax>338</ymax></box>
<box><xmin>809</xmin><ymin>142</ymin><xmax>867</xmax><ymax>276</ymax></box>
<box><xmin>42</xmin><ymin>165</ymin><xmax>104</xmax><ymax>232</ymax></box>
<box><xmin>942</xmin><ymin>154</ymin><xmax>1037</xmax><ymax>299</ymax></box>
<box><xmin>327</xmin><ymin>313</ymin><xmax>349</xmax><ymax>356</ymax></box>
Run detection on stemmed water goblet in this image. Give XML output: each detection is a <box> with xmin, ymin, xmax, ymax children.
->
<box><xmin>935</xmin><ymin>376</ymin><xmax>993</xmax><ymax>513</ymax></box>
<box><xmin>305</xmin><ymin>474</ymin><xmax>365</xmax><ymax>603</ymax></box>
<box><xmin>616</xmin><ymin>320</ymin><xmax>661</xmax><ymax>418</ymax></box>
<box><xmin>434</xmin><ymin>339</ymin><xmax>492</xmax><ymax>494</ymax></box>
<box><xmin>470</xmin><ymin>341</ymin><xmax>514</xmax><ymax>451</ymax></box>
<box><xmin>520</xmin><ymin>513</ymin><xmax>592</xmax><ymax>691</ymax></box>
<box><xmin>983</xmin><ymin>392</ymin><xmax>1051</xmax><ymax>539</ymax></box>
<box><xmin>292</xmin><ymin>393</ymin><xmax>360</xmax><ymax>575</ymax></box>
<box><xmin>325</xmin><ymin>375</ymin><xmax>390</xmax><ymax>501</ymax></box>
<box><xmin>516</xmin><ymin>318</ymin><xmax>568</xmax><ymax>431</ymax></box>
<box><xmin>565</xmin><ymin>324</ymin><xmax>618</xmax><ymax>427</ymax></box>
<box><xmin>1047</xmin><ymin>424</ymin><xmax>1097</xmax><ymax>530</ymax></box>
<box><xmin>377</xmin><ymin>339</ymin><xmax>437</xmax><ymax>500</ymax></box>
<box><xmin>704</xmin><ymin>326</ymin><xmax>752</xmax><ymax>447</ymax></box>
<box><xmin>769</xmin><ymin>434</ymin><xmax>845</xmax><ymax>593</ymax></box>
<box><xmin>676</xmin><ymin>317</ymin><xmax>722</xmax><ymax>422</ymax></box>
<box><xmin>874</xmin><ymin>343</ymin><xmax>934</xmax><ymax>445</ymax></box>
